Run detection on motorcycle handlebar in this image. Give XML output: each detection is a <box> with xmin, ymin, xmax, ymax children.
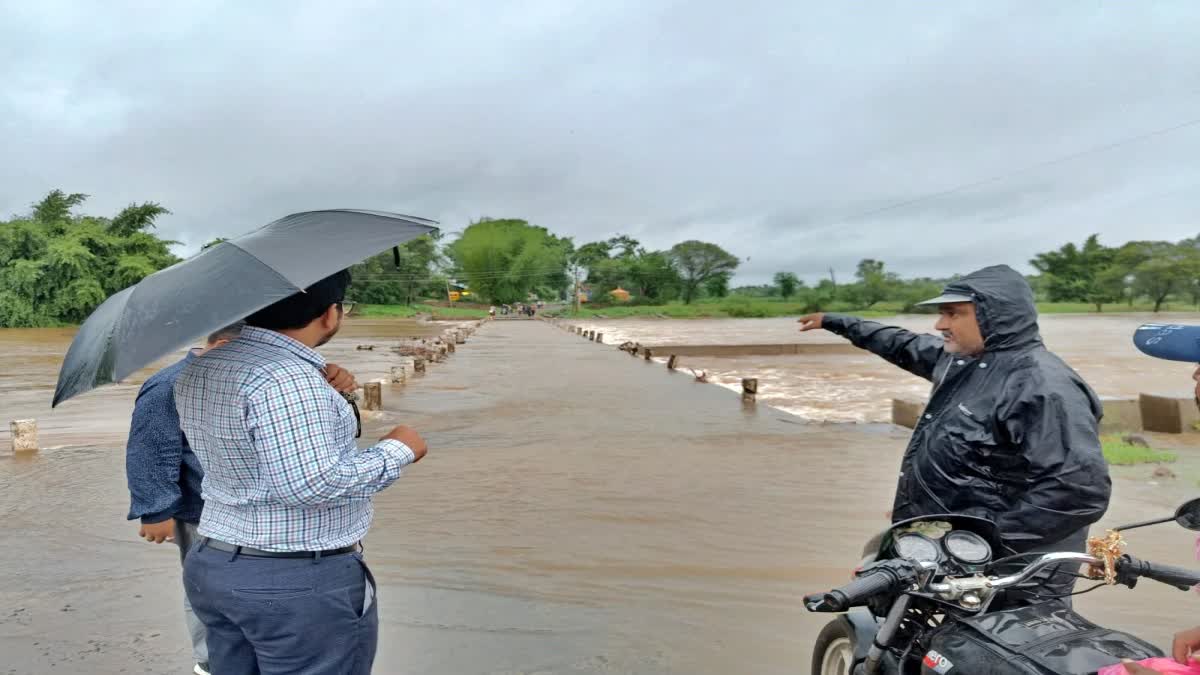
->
<box><xmin>804</xmin><ymin>560</ymin><xmax>919</xmax><ymax>613</ymax></box>
<box><xmin>1118</xmin><ymin>554</ymin><xmax>1200</xmax><ymax>591</ymax></box>
<box><xmin>804</xmin><ymin>551</ymin><xmax>1200</xmax><ymax>612</ymax></box>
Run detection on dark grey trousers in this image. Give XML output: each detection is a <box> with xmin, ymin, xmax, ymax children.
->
<box><xmin>183</xmin><ymin>543</ymin><xmax>378</xmax><ymax>674</ymax></box>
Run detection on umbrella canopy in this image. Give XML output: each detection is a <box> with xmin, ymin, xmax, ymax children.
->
<box><xmin>53</xmin><ymin>209</ymin><xmax>437</xmax><ymax>407</ymax></box>
<box><xmin>1133</xmin><ymin>323</ymin><xmax>1200</xmax><ymax>362</ymax></box>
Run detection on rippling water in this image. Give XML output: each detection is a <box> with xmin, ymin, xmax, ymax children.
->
<box><xmin>571</xmin><ymin>313</ymin><xmax>1200</xmax><ymax>422</ymax></box>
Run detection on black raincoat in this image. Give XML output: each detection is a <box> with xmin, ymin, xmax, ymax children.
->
<box><xmin>824</xmin><ymin>265</ymin><xmax>1111</xmax><ymax>554</ymax></box>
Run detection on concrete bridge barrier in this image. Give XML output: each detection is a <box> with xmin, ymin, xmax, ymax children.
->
<box><xmin>1139</xmin><ymin>393</ymin><xmax>1200</xmax><ymax>434</ymax></box>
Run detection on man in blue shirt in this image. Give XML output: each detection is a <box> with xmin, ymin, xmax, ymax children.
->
<box><xmin>126</xmin><ymin>320</ymin><xmax>359</xmax><ymax>675</ymax></box>
<box><xmin>176</xmin><ymin>269</ymin><xmax>427</xmax><ymax>675</ymax></box>
<box><xmin>126</xmin><ymin>321</ymin><xmax>244</xmax><ymax>675</ymax></box>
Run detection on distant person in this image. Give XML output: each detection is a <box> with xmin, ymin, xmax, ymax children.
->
<box><xmin>176</xmin><ymin>270</ymin><xmax>428</xmax><ymax>674</ymax></box>
<box><xmin>798</xmin><ymin>264</ymin><xmax>1111</xmax><ymax>601</ymax></box>
<box><xmin>489</xmin><ymin>305</ymin><xmax>496</xmax><ymax>318</ymax></box>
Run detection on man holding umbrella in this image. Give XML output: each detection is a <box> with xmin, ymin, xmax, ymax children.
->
<box><xmin>176</xmin><ymin>269</ymin><xmax>428</xmax><ymax>674</ymax></box>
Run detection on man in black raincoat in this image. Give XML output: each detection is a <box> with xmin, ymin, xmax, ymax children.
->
<box><xmin>799</xmin><ymin>264</ymin><xmax>1111</xmax><ymax>599</ymax></box>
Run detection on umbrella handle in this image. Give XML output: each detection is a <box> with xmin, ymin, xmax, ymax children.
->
<box><xmin>340</xmin><ymin>391</ymin><xmax>363</xmax><ymax>438</ymax></box>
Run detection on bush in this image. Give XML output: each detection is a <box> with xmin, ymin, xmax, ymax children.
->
<box><xmin>721</xmin><ymin>296</ymin><xmax>772</xmax><ymax>318</ymax></box>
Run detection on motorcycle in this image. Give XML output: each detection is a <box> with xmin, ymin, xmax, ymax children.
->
<box><xmin>806</xmin><ymin>498</ymin><xmax>1200</xmax><ymax>675</ymax></box>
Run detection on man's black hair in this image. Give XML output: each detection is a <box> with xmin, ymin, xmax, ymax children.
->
<box><xmin>245</xmin><ymin>269</ymin><xmax>352</xmax><ymax>331</ymax></box>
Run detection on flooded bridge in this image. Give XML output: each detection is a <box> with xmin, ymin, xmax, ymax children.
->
<box><xmin>1</xmin><ymin>319</ymin><xmax>1197</xmax><ymax>673</ymax></box>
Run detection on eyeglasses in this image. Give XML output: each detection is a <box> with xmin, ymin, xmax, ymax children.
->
<box><xmin>339</xmin><ymin>300</ymin><xmax>356</xmax><ymax>315</ymax></box>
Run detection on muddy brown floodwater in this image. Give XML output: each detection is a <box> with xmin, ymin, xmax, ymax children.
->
<box><xmin>1</xmin><ymin>317</ymin><xmax>1199</xmax><ymax>674</ymax></box>
<box><xmin>575</xmin><ymin>313</ymin><xmax>1200</xmax><ymax>423</ymax></box>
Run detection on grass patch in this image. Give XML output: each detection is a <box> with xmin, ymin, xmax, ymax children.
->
<box><xmin>356</xmin><ymin>304</ymin><xmax>489</xmax><ymax>319</ymax></box>
<box><xmin>1102</xmin><ymin>435</ymin><xmax>1178</xmax><ymax>465</ymax></box>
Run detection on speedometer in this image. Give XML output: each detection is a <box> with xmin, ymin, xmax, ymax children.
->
<box><xmin>893</xmin><ymin>533</ymin><xmax>941</xmax><ymax>562</ymax></box>
<box><xmin>944</xmin><ymin>530</ymin><xmax>992</xmax><ymax>564</ymax></box>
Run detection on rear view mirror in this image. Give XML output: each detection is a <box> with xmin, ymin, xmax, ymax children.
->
<box><xmin>1114</xmin><ymin>498</ymin><xmax>1200</xmax><ymax>532</ymax></box>
<box><xmin>1176</xmin><ymin>498</ymin><xmax>1200</xmax><ymax>531</ymax></box>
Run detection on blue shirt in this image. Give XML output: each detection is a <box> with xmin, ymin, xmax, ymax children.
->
<box><xmin>125</xmin><ymin>351</ymin><xmax>205</xmax><ymax>525</ymax></box>
<box><xmin>174</xmin><ymin>326</ymin><xmax>415</xmax><ymax>551</ymax></box>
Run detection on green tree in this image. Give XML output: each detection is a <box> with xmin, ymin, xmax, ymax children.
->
<box><xmin>1118</xmin><ymin>241</ymin><xmax>1200</xmax><ymax>312</ymax></box>
<box><xmin>587</xmin><ymin>257</ymin><xmax>632</xmax><ymax>296</ymax></box>
<box><xmin>108</xmin><ymin>203</ymin><xmax>171</xmax><ymax>237</ymax></box>
<box><xmin>348</xmin><ymin>234</ymin><xmax>443</xmax><ymax>305</ymax></box>
<box><xmin>607</xmin><ymin>234</ymin><xmax>641</xmax><ymax>258</ymax></box>
<box><xmin>627</xmin><ymin>250</ymin><xmax>681</xmax><ymax>302</ymax></box>
<box><xmin>0</xmin><ymin>190</ymin><xmax>180</xmax><ymax>327</ymax></box>
<box><xmin>669</xmin><ymin>241</ymin><xmax>740</xmax><ymax>304</ymax></box>
<box><xmin>705</xmin><ymin>272</ymin><xmax>731</xmax><ymax>298</ymax></box>
<box><xmin>1030</xmin><ymin>235</ymin><xmax>1116</xmax><ymax>305</ymax></box>
<box><xmin>802</xmin><ymin>279</ymin><xmax>838</xmax><ymax>312</ymax></box>
<box><xmin>1087</xmin><ymin>265</ymin><xmax>1129</xmax><ymax>312</ymax></box>
<box><xmin>447</xmin><ymin>218</ymin><xmax>570</xmax><ymax>304</ymax></box>
<box><xmin>774</xmin><ymin>272</ymin><xmax>800</xmax><ymax>298</ymax></box>
<box><xmin>855</xmin><ymin>258</ymin><xmax>898</xmax><ymax>308</ymax></box>
<box><xmin>897</xmin><ymin>278</ymin><xmax>945</xmax><ymax>313</ymax></box>
<box><xmin>32</xmin><ymin>190</ymin><xmax>88</xmax><ymax>226</ymax></box>
<box><xmin>573</xmin><ymin>240</ymin><xmax>613</xmax><ymax>268</ymax></box>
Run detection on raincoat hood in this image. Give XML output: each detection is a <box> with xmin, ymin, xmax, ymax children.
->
<box><xmin>940</xmin><ymin>265</ymin><xmax>1041</xmax><ymax>352</ymax></box>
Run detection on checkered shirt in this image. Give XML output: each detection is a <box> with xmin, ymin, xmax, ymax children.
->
<box><xmin>174</xmin><ymin>326</ymin><xmax>414</xmax><ymax>551</ymax></box>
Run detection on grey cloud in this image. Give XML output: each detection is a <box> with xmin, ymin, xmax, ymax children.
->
<box><xmin>4</xmin><ymin>1</ymin><xmax>1200</xmax><ymax>286</ymax></box>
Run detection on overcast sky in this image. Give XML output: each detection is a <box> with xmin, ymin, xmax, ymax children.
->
<box><xmin>4</xmin><ymin>1</ymin><xmax>1199</xmax><ymax>285</ymax></box>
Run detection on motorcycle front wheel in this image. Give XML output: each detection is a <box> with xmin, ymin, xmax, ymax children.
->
<box><xmin>812</xmin><ymin>619</ymin><xmax>856</xmax><ymax>675</ymax></box>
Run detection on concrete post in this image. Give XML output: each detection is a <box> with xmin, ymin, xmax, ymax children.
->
<box><xmin>363</xmin><ymin>383</ymin><xmax>382</xmax><ymax>411</ymax></box>
<box><xmin>891</xmin><ymin>398</ymin><xmax>926</xmax><ymax>429</ymax></box>
<box><xmin>10</xmin><ymin>419</ymin><xmax>37</xmax><ymax>453</ymax></box>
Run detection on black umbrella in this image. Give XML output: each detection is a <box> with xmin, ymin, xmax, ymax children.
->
<box><xmin>52</xmin><ymin>209</ymin><xmax>437</xmax><ymax>407</ymax></box>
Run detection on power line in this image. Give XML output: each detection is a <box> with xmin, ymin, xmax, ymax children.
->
<box><xmin>351</xmin><ymin>266</ymin><xmax>573</xmax><ymax>283</ymax></box>
<box><xmin>802</xmin><ymin>113</ymin><xmax>1200</xmax><ymax>236</ymax></box>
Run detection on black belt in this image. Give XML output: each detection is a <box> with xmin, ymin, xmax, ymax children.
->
<box><xmin>200</xmin><ymin>537</ymin><xmax>358</xmax><ymax>559</ymax></box>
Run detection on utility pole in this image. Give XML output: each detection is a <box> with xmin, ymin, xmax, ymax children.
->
<box><xmin>573</xmin><ymin>266</ymin><xmax>581</xmax><ymax>315</ymax></box>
